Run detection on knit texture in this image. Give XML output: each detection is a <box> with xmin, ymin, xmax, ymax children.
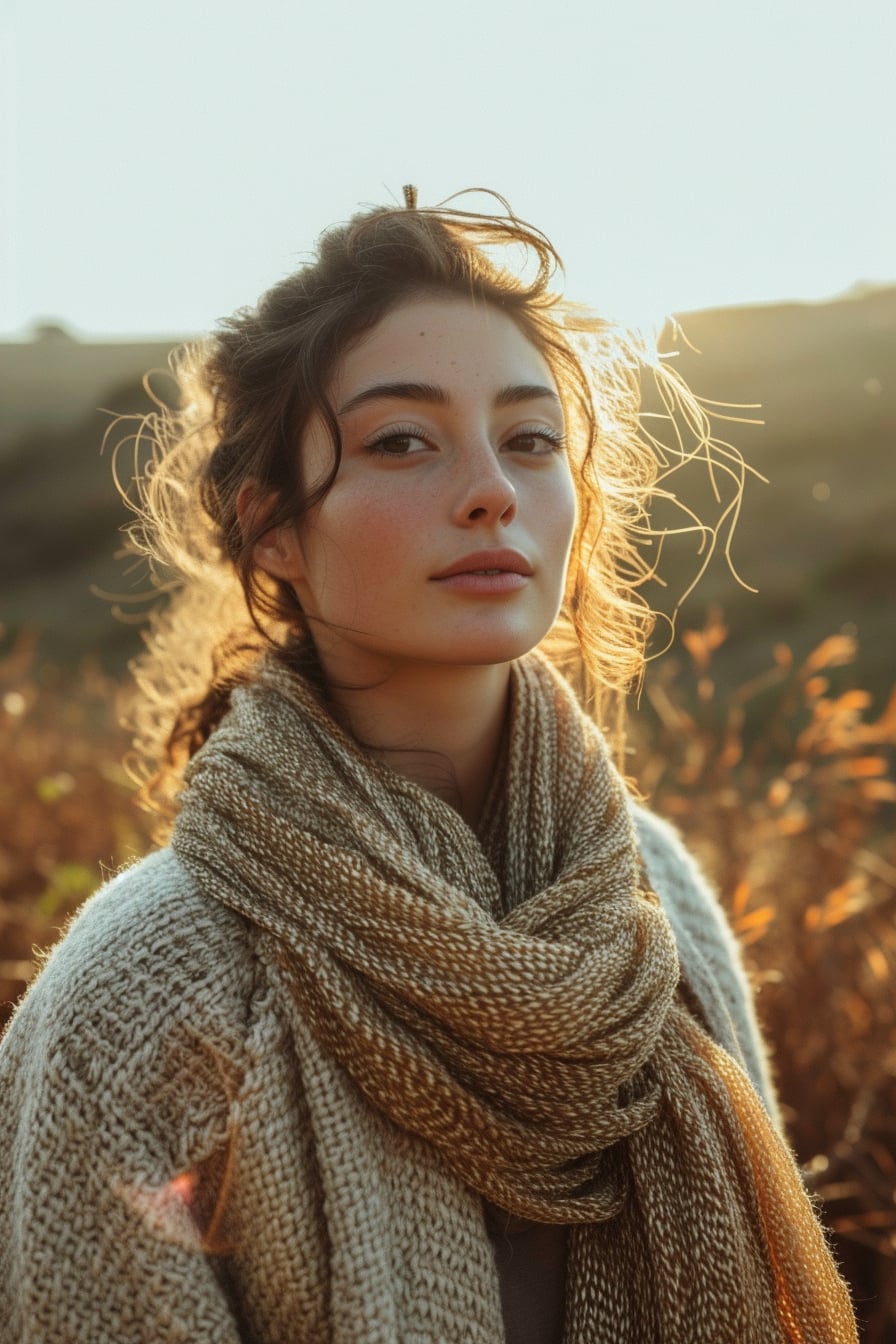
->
<box><xmin>0</xmin><ymin>653</ymin><xmax>854</xmax><ymax>1342</ymax></box>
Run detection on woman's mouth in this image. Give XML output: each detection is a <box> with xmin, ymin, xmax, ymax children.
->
<box><xmin>430</xmin><ymin>549</ymin><xmax>534</xmax><ymax>581</ymax></box>
<box><xmin>431</xmin><ymin>570</ymin><xmax>530</xmax><ymax>595</ymax></box>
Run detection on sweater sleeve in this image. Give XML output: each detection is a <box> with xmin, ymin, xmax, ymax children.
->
<box><xmin>0</xmin><ymin>854</ymin><xmax>255</xmax><ymax>1343</ymax></box>
<box><xmin>632</xmin><ymin>805</ymin><xmax>782</xmax><ymax>1130</ymax></box>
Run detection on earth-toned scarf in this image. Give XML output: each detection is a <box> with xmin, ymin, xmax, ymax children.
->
<box><xmin>173</xmin><ymin>651</ymin><xmax>856</xmax><ymax>1343</ymax></box>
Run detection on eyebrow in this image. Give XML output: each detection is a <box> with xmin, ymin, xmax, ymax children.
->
<box><xmin>337</xmin><ymin>381</ymin><xmax>562</xmax><ymax>416</ymax></box>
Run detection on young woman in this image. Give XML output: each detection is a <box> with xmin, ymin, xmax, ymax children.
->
<box><xmin>0</xmin><ymin>190</ymin><xmax>855</xmax><ymax>1342</ymax></box>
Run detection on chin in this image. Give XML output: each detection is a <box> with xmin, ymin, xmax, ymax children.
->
<box><xmin>432</xmin><ymin>628</ymin><xmax>553</xmax><ymax>669</ymax></box>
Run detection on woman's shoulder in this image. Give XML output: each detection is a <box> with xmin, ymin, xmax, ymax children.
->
<box><xmin>0</xmin><ymin>852</ymin><xmax>272</xmax><ymax>1339</ymax></box>
<box><xmin>632</xmin><ymin>803</ymin><xmax>739</xmax><ymax>949</ymax></box>
<box><xmin>1</xmin><ymin>847</ymin><xmax>258</xmax><ymax>1080</ymax></box>
<box><xmin>631</xmin><ymin>799</ymin><xmax>745</xmax><ymax>988</ymax></box>
<box><xmin>631</xmin><ymin>801</ymin><xmax>751</xmax><ymax>989</ymax></box>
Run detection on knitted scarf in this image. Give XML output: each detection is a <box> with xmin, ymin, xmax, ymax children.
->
<box><xmin>172</xmin><ymin>651</ymin><xmax>856</xmax><ymax>1343</ymax></box>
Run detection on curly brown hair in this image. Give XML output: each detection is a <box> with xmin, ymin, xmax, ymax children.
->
<box><xmin>113</xmin><ymin>190</ymin><xmax>751</xmax><ymax>831</ymax></box>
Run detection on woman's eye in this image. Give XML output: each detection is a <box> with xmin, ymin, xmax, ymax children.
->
<box><xmin>506</xmin><ymin>428</ymin><xmax>566</xmax><ymax>455</ymax></box>
<box><xmin>366</xmin><ymin>429</ymin><xmax>429</xmax><ymax>456</ymax></box>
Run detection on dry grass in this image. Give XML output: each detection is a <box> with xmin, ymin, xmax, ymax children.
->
<box><xmin>1</xmin><ymin>620</ymin><xmax>894</xmax><ymax>1338</ymax></box>
<box><xmin>0</xmin><ymin>632</ymin><xmax>151</xmax><ymax>1010</ymax></box>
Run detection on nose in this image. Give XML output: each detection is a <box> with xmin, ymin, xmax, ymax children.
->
<box><xmin>451</xmin><ymin>444</ymin><xmax>517</xmax><ymax>527</ymax></box>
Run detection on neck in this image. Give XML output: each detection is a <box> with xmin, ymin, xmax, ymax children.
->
<box><xmin>322</xmin><ymin>660</ymin><xmax>513</xmax><ymax>828</ymax></box>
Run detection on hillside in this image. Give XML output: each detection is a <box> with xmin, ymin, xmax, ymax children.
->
<box><xmin>651</xmin><ymin>288</ymin><xmax>896</xmax><ymax>694</ymax></box>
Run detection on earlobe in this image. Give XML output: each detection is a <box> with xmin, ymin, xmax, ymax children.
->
<box><xmin>236</xmin><ymin>484</ymin><xmax>305</xmax><ymax>583</ymax></box>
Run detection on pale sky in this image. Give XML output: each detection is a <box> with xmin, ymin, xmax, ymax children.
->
<box><xmin>2</xmin><ymin>0</ymin><xmax>894</xmax><ymax>337</ymax></box>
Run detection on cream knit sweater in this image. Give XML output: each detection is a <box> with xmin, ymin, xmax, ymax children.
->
<box><xmin>0</xmin><ymin>807</ymin><xmax>779</xmax><ymax>1343</ymax></box>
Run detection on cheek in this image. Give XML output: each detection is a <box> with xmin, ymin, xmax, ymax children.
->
<box><xmin>303</xmin><ymin>486</ymin><xmax>414</xmax><ymax>589</ymax></box>
<box><xmin>546</xmin><ymin>477</ymin><xmax>579</xmax><ymax>597</ymax></box>
<box><xmin>548</xmin><ymin>471</ymin><xmax>578</xmax><ymax>551</ymax></box>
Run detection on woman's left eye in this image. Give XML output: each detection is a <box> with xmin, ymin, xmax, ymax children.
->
<box><xmin>505</xmin><ymin>427</ymin><xmax>566</xmax><ymax>455</ymax></box>
<box><xmin>365</xmin><ymin>427</ymin><xmax>430</xmax><ymax>456</ymax></box>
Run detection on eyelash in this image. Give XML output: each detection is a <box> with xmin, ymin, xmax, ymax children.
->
<box><xmin>363</xmin><ymin>423</ymin><xmax>567</xmax><ymax>457</ymax></box>
<box><xmin>364</xmin><ymin>423</ymin><xmax>431</xmax><ymax>456</ymax></box>
<box><xmin>508</xmin><ymin>425</ymin><xmax>567</xmax><ymax>454</ymax></box>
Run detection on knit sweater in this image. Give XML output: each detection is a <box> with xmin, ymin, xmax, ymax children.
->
<box><xmin>0</xmin><ymin>806</ymin><xmax>779</xmax><ymax>1343</ymax></box>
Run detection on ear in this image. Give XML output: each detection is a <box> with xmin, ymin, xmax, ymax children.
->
<box><xmin>236</xmin><ymin>483</ymin><xmax>305</xmax><ymax>584</ymax></box>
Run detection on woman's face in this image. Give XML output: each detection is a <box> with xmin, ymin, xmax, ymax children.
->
<box><xmin>270</xmin><ymin>294</ymin><xmax>577</xmax><ymax>685</ymax></box>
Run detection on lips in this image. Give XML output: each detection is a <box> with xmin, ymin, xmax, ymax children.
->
<box><xmin>431</xmin><ymin>549</ymin><xmax>534</xmax><ymax>580</ymax></box>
